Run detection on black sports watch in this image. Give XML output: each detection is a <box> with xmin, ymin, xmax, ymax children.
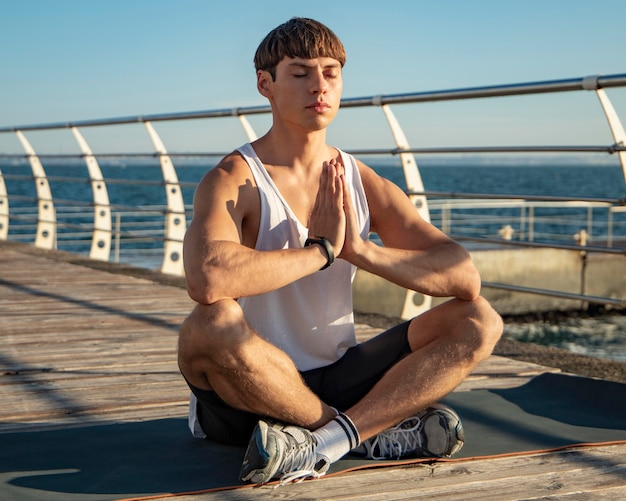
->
<box><xmin>304</xmin><ymin>236</ymin><xmax>334</xmax><ymax>270</ymax></box>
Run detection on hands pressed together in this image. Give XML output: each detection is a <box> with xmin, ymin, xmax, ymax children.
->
<box><xmin>307</xmin><ymin>159</ymin><xmax>364</xmax><ymax>265</ymax></box>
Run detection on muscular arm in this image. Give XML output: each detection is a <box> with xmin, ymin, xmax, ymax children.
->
<box><xmin>340</xmin><ymin>162</ymin><xmax>481</xmax><ymax>300</ymax></box>
<box><xmin>183</xmin><ymin>155</ymin><xmax>331</xmax><ymax>305</ymax></box>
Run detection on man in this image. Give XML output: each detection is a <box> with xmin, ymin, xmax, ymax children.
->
<box><xmin>178</xmin><ymin>17</ymin><xmax>503</xmax><ymax>484</ymax></box>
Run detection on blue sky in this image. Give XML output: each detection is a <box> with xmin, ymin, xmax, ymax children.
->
<box><xmin>1</xmin><ymin>0</ymin><xmax>625</xmax><ymax>158</ymax></box>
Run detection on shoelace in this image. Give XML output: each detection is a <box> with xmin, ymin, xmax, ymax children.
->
<box><xmin>278</xmin><ymin>468</ymin><xmax>323</xmax><ymax>486</ymax></box>
<box><xmin>369</xmin><ymin>418</ymin><xmax>423</xmax><ymax>459</ymax></box>
<box><xmin>275</xmin><ymin>430</ymin><xmax>324</xmax><ymax>485</ymax></box>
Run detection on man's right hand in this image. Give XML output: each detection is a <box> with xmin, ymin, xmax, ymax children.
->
<box><xmin>307</xmin><ymin>159</ymin><xmax>346</xmax><ymax>257</ymax></box>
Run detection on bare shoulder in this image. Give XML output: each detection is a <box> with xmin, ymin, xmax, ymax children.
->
<box><xmin>194</xmin><ymin>151</ymin><xmax>257</xmax><ymax>205</ymax></box>
<box><xmin>187</xmin><ymin>150</ymin><xmax>260</xmax><ymax>246</ymax></box>
<box><xmin>198</xmin><ymin>151</ymin><xmax>252</xmax><ymax>190</ymax></box>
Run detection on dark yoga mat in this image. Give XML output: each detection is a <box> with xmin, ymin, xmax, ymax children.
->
<box><xmin>1</xmin><ymin>373</ymin><xmax>625</xmax><ymax>500</ymax></box>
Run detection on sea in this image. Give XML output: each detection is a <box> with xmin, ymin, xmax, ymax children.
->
<box><xmin>1</xmin><ymin>156</ymin><xmax>626</xmax><ymax>361</ymax></box>
<box><xmin>2</xmin><ymin>155</ymin><xmax>625</xmax><ymax>207</ymax></box>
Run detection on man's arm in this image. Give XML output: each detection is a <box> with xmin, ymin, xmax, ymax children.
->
<box><xmin>340</xmin><ymin>161</ymin><xmax>481</xmax><ymax>300</ymax></box>
<box><xmin>183</xmin><ymin>154</ymin><xmax>340</xmax><ymax>305</ymax></box>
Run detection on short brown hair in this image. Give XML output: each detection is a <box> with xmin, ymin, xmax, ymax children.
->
<box><xmin>254</xmin><ymin>18</ymin><xmax>346</xmax><ymax>80</ymax></box>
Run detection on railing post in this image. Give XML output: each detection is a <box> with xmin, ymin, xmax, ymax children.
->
<box><xmin>583</xmin><ymin>76</ymin><xmax>626</xmax><ymax>186</ymax></box>
<box><xmin>597</xmin><ymin>87</ymin><xmax>626</xmax><ymax>184</ymax></box>
<box><xmin>144</xmin><ymin>121</ymin><xmax>186</xmax><ymax>276</ymax></box>
<box><xmin>442</xmin><ymin>204</ymin><xmax>450</xmax><ymax>234</ymax></box>
<box><xmin>379</xmin><ymin>103</ymin><xmax>431</xmax><ymax>223</ymax></box>
<box><xmin>15</xmin><ymin>130</ymin><xmax>57</xmax><ymax>249</ymax></box>
<box><xmin>237</xmin><ymin>113</ymin><xmax>258</xmax><ymax>141</ymax></box>
<box><xmin>114</xmin><ymin>212</ymin><xmax>121</xmax><ymax>263</ymax></box>
<box><xmin>71</xmin><ymin>127</ymin><xmax>112</xmax><ymax>261</ymax></box>
<box><xmin>607</xmin><ymin>208</ymin><xmax>614</xmax><ymax>248</ymax></box>
<box><xmin>0</xmin><ymin>166</ymin><xmax>8</xmax><ymax>240</ymax></box>
<box><xmin>378</xmin><ymin>102</ymin><xmax>432</xmax><ymax>318</ymax></box>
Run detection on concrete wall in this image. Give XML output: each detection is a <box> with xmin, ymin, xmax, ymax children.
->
<box><xmin>352</xmin><ymin>247</ymin><xmax>626</xmax><ymax>318</ymax></box>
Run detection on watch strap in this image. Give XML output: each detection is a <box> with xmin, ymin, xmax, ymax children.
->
<box><xmin>304</xmin><ymin>237</ymin><xmax>334</xmax><ymax>270</ymax></box>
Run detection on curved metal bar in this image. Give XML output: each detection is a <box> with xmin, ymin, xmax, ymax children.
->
<box><xmin>15</xmin><ymin>130</ymin><xmax>56</xmax><ymax>249</ymax></box>
<box><xmin>0</xmin><ymin>166</ymin><xmax>8</xmax><ymax>239</ymax></box>
<box><xmin>144</xmin><ymin>121</ymin><xmax>186</xmax><ymax>276</ymax></box>
<box><xmin>238</xmin><ymin>115</ymin><xmax>258</xmax><ymax>142</ymax></box>
<box><xmin>70</xmin><ymin>127</ymin><xmax>112</xmax><ymax>261</ymax></box>
<box><xmin>593</xmin><ymin>88</ymin><xmax>626</xmax><ymax>185</ymax></box>
<box><xmin>380</xmin><ymin>105</ymin><xmax>430</xmax><ymax>222</ymax></box>
<box><xmin>379</xmin><ymin>104</ymin><xmax>432</xmax><ymax>318</ymax></box>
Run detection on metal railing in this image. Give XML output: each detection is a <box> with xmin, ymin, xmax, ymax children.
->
<box><xmin>424</xmin><ymin>195</ymin><xmax>624</xmax><ymax>245</ymax></box>
<box><xmin>1</xmin><ymin>73</ymin><xmax>626</xmax><ymax>316</ymax></box>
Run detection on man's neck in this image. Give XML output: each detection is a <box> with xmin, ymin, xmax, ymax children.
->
<box><xmin>254</xmin><ymin>126</ymin><xmax>331</xmax><ymax>169</ymax></box>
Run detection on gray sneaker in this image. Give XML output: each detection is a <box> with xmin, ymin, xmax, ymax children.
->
<box><xmin>240</xmin><ymin>420</ymin><xmax>330</xmax><ymax>484</ymax></box>
<box><xmin>355</xmin><ymin>403</ymin><xmax>464</xmax><ymax>459</ymax></box>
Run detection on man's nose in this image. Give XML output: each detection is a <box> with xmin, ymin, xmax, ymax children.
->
<box><xmin>310</xmin><ymin>71</ymin><xmax>328</xmax><ymax>94</ymax></box>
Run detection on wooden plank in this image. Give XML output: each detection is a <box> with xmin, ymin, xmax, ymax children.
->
<box><xmin>0</xmin><ymin>403</ymin><xmax>190</xmax><ymax>433</ymax></box>
<box><xmin>0</xmin><ymin>247</ymin><xmax>192</xmax><ymax>433</ymax></box>
<box><xmin>168</xmin><ymin>444</ymin><xmax>626</xmax><ymax>500</ymax></box>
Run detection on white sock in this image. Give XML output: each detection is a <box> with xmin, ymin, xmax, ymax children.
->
<box><xmin>312</xmin><ymin>412</ymin><xmax>361</xmax><ymax>463</ymax></box>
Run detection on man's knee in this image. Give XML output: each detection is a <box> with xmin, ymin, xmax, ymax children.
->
<box><xmin>178</xmin><ymin>299</ymin><xmax>249</xmax><ymax>377</ymax></box>
<box><xmin>424</xmin><ymin>296</ymin><xmax>502</xmax><ymax>363</ymax></box>
<box><xmin>408</xmin><ymin>296</ymin><xmax>501</xmax><ymax>362</ymax></box>
<box><xmin>462</xmin><ymin>296</ymin><xmax>503</xmax><ymax>362</ymax></box>
<box><xmin>181</xmin><ymin>299</ymin><xmax>245</xmax><ymax>339</ymax></box>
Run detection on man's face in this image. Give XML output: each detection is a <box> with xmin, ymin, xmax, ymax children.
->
<box><xmin>258</xmin><ymin>56</ymin><xmax>343</xmax><ymax>132</ymax></box>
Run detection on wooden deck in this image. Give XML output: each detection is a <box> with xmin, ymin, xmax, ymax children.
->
<box><xmin>1</xmin><ymin>241</ymin><xmax>625</xmax><ymax>500</ymax></box>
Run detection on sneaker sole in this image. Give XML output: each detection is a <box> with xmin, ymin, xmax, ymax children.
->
<box><xmin>240</xmin><ymin>421</ymin><xmax>283</xmax><ymax>483</ymax></box>
<box><xmin>420</xmin><ymin>403</ymin><xmax>464</xmax><ymax>457</ymax></box>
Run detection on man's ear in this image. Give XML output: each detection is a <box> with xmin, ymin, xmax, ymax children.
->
<box><xmin>257</xmin><ymin>70</ymin><xmax>272</xmax><ymax>98</ymax></box>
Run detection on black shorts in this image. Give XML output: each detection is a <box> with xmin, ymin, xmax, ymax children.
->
<box><xmin>187</xmin><ymin>321</ymin><xmax>411</xmax><ymax>446</ymax></box>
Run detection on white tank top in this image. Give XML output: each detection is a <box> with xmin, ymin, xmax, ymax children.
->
<box><xmin>237</xmin><ymin>143</ymin><xmax>370</xmax><ymax>371</ymax></box>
